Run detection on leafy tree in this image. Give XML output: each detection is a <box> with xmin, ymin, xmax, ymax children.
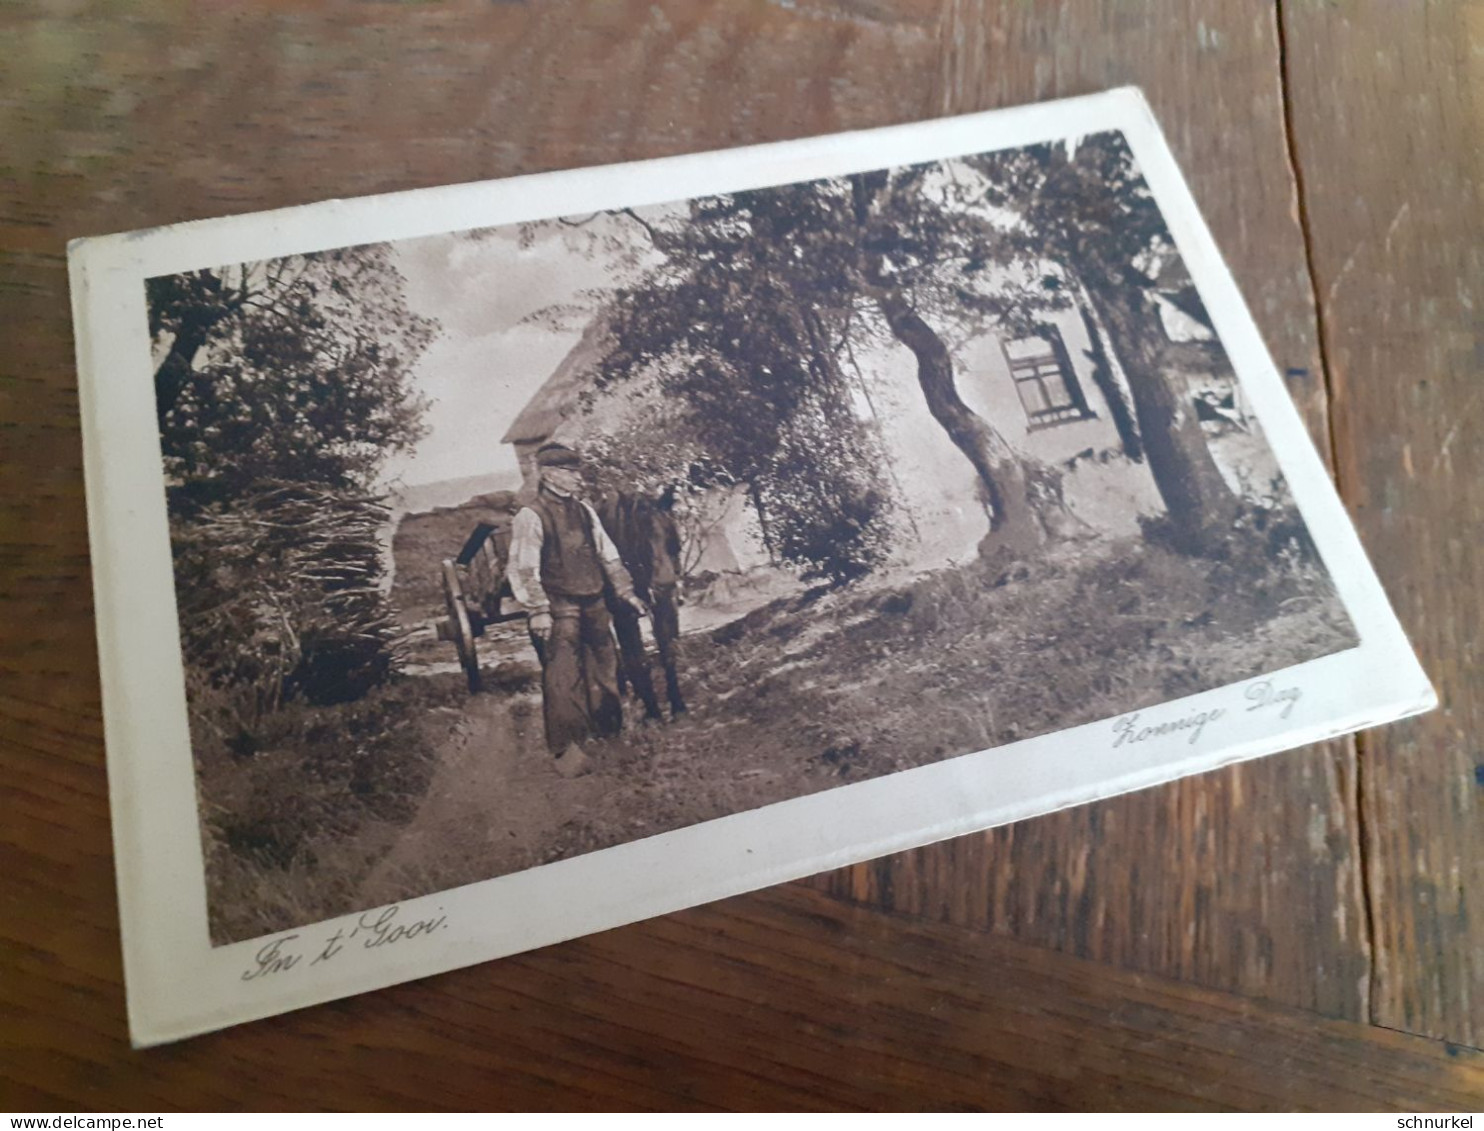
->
<box><xmin>576</xmin><ymin>384</ymin><xmax>754</xmax><ymax>574</ymax></box>
<box><xmin>586</xmin><ymin>165</ymin><xmax>1082</xmax><ymax>563</ymax></box>
<box><xmin>149</xmin><ymin>244</ymin><xmax>436</xmax><ymax>512</ymax></box>
<box><xmin>581</xmin><ymin>134</ymin><xmax>1250</xmax><ymax>564</ymax></box>
<box><xmin>968</xmin><ymin>133</ymin><xmax>1242</xmax><ymax>555</ymax></box>
<box><xmin>582</xmin><ymin>188</ymin><xmax>900</xmax><ymax>585</ymax></box>
<box><xmin>147</xmin><ymin>244</ymin><xmax>437</xmax><ymax>708</ymax></box>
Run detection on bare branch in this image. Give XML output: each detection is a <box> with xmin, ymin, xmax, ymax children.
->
<box><xmin>618</xmin><ymin>207</ymin><xmax>664</xmax><ymax>247</ymax></box>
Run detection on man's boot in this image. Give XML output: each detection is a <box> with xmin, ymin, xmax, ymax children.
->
<box><xmin>554</xmin><ymin>741</ymin><xmax>594</xmax><ymax>778</ymax></box>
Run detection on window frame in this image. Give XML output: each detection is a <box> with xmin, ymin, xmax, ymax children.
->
<box><xmin>1001</xmin><ymin>324</ymin><xmax>1096</xmax><ymax>431</ymax></box>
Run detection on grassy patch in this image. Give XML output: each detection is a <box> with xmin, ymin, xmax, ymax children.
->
<box><xmin>533</xmin><ymin>537</ymin><xmax>1358</xmax><ymax>855</ymax></box>
<box><xmin>191</xmin><ymin>672</ymin><xmax>467</xmax><ymax>944</ymax></box>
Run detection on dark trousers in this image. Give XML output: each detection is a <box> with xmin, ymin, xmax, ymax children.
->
<box><xmin>612</xmin><ymin>603</ymin><xmax>663</xmax><ymax>721</ymax></box>
<box><xmin>650</xmin><ymin>583</ymin><xmax>685</xmax><ymax>716</ymax></box>
<box><xmin>531</xmin><ymin>593</ymin><xmax>622</xmax><ymax>754</ymax></box>
<box><xmin>611</xmin><ymin>587</ymin><xmax>686</xmax><ymax>720</ymax></box>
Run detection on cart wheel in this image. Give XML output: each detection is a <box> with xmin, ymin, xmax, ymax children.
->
<box><xmin>441</xmin><ymin>559</ymin><xmax>482</xmax><ymax>693</ymax></box>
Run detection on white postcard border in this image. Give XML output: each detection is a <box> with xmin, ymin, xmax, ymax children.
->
<box><xmin>68</xmin><ymin>87</ymin><xmax>1434</xmax><ymax>1046</ymax></box>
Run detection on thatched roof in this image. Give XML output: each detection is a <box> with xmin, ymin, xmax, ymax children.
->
<box><xmin>500</xmin><ymin>311</ymin><xmax>614</xmax><ymax>446</ymax></box>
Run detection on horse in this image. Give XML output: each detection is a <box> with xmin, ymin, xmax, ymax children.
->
<box><xmin>597</xmin><ymin>488</ymin><xmax>687</xmax><ymax>721</ymax></box>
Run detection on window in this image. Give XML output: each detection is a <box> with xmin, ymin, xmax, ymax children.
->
<box><xmin>1002</xmin><ymin>326</ymin><xmax>1094</xmax><ymax>429</ymax></box>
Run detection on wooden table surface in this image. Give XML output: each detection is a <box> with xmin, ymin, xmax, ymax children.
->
<box><xmin>3</xmin><ymin>0</ymin><xmax>1481</xmax><ymax>1111</ymax></box>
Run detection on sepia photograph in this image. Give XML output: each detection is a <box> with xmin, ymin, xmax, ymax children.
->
<box><xmin>145</xmin><ymin>128</ymin><xmax>1361</xmax><ymax>946</ymax></box>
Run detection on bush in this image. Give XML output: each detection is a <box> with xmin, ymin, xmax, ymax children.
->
<box><xmin>171</xmin><ymin>482</ymin><xmax>403</xmax><ymax>718</ymax></box>
<box><xmin>1139</xmin><ymin>497</ymin><xmax>1325</xmax><ymax>583</ymax></box>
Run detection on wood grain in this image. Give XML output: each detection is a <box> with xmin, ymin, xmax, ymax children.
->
<box><xmin>6</xmin><ymin>886</ymin><xmax>1482</xmax><ymax>1111</ymax></box>
<box><xmin>1280</xmin><ymin>0</ymin><xmax>1484</xmax><ymax>1045</ymax></box>
<box><xmin>0</xmin><ymin>0</ymin><xmax>1471</xmax><ymax>1108</ymax></box>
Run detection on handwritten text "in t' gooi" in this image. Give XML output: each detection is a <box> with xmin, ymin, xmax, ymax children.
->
<box><xmin>241</xmin><ymin>904</ymin><xmax>449</xmax><ymax>982</ymax></box>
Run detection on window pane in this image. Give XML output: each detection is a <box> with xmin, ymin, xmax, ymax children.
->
<box><xmin>1016</xmin><ymin>376</ymin><xmax>1050</xmax><ymax>414</ymax></box>
<box><xmin>1041</xmin><ymin>371</ymin><xmax>1073</xmax><ymax>409</ymax></box>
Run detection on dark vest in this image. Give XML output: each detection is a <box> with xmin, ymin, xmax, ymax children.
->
<box><xmin>529</xmin><ymin>491</ymin><xmax>606</xmax><ymax>598</ymax></box>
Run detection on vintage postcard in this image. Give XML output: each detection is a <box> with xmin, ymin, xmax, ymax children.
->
<box><xmin>68</xmin><ymin>87</ymin><xmax>1433</xmax><ymax>1045</ymax></box>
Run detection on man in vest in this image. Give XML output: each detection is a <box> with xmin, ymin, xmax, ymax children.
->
<box><xmin>506</xmin><ymin>443</ymin><xmax>647</xmax><ymax>775</ymax></box>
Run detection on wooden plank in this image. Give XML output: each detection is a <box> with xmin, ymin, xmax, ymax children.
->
<box><xmin>5</xmin><ymin>886</ymin><xmax>1481</xmax><ymax>1111</ymax></box>
<box><xmin>806</xmin><ymin>753</ymin><xmax>1370</xmax><ymax>1016</ymax></box>
<box><xmin>0</xmin><ymin>2</ymin><xmax>1380</xmax><ymax>1106</ymax></box>
<box><xmin>1280</xmin><ymin>0</ymin><xmax>1484</xmax><ymax>1044</ymax></box>
<box><xmin>807</xmin><ymin>0</ymin><xmax>1370</xmax><ymax>1019</ymax></box>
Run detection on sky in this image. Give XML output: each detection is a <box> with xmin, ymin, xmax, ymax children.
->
<box><xmin>378</xmin><ymin>216</ymin><xmax>642</xmax><ymax>489</ymax></box>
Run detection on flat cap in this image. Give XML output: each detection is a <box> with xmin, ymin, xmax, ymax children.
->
<box><xmin>535</xmin><ymin>442</ymin><xmax>582</xmax><ymax>469</ymax></box>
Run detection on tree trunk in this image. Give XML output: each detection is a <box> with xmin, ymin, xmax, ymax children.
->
<box><xmin>154</xmin><ymin>319</ymin><xmax>211</xmax><ymax>431</ymax></box>
<box><xmin>748</xmin><ymin>481</ymin><xmax>777</xmax><ymax>565</ymax></box>
<box><xmin>1080</xmin><ymin>274</ymin><xmax>1241</xmax><ymax>555</ymax></box>
<box><xmin>873</xmin><ymin>289</ymin><xmax>1043</xmax><ymax>554</ymax></box>
<box><xmin>1072</xmin><ymin>279</ymin><xmax>1143</xmax><ymax>462</ymax></box>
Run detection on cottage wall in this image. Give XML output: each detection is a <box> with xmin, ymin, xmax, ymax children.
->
<box><xmin>504</xmin><ymin>300</ymin><xmax>1258</xmax><ymax>580</ymax></box>
<box><xmin>512</xmin><ymin>441</ymin><xmax>540</xmax><ymax>499</ymax></box>
<box><xmin>867</xmin><ymin>305</ymin><xmax>1166</xmax><ymax>569</ymax></box>
<box><xmin>959</xmin><ymin>308</ymin><xmax>1124</xmax><ymax>461</ymax></box>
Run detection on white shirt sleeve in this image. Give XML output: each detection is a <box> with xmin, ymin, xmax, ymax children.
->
<box><xmin>505</xmin><ymin>507</ymin><xmax>549</xmax><ymax>613</ymax></box>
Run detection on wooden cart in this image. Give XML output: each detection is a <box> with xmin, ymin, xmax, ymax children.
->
<box><xmin>436</xmin><ymin>520</ymin><xmax>525</xmax><ymax>693</ymax></box>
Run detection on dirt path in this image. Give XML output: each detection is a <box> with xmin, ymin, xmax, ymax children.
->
<box><xmin>356</xmin><ymin>574</ymin><xmax>840</xmax><ymax>907</ymax></box>
<box><xmin>357</xmin><ymin>681</ymin><xmax>611</xmax><ymax>907</ymax></box>
<box><xmin>355</xmin><ymin>555</ymin><xmax>814</xmax><ymax>906</ymax></box>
